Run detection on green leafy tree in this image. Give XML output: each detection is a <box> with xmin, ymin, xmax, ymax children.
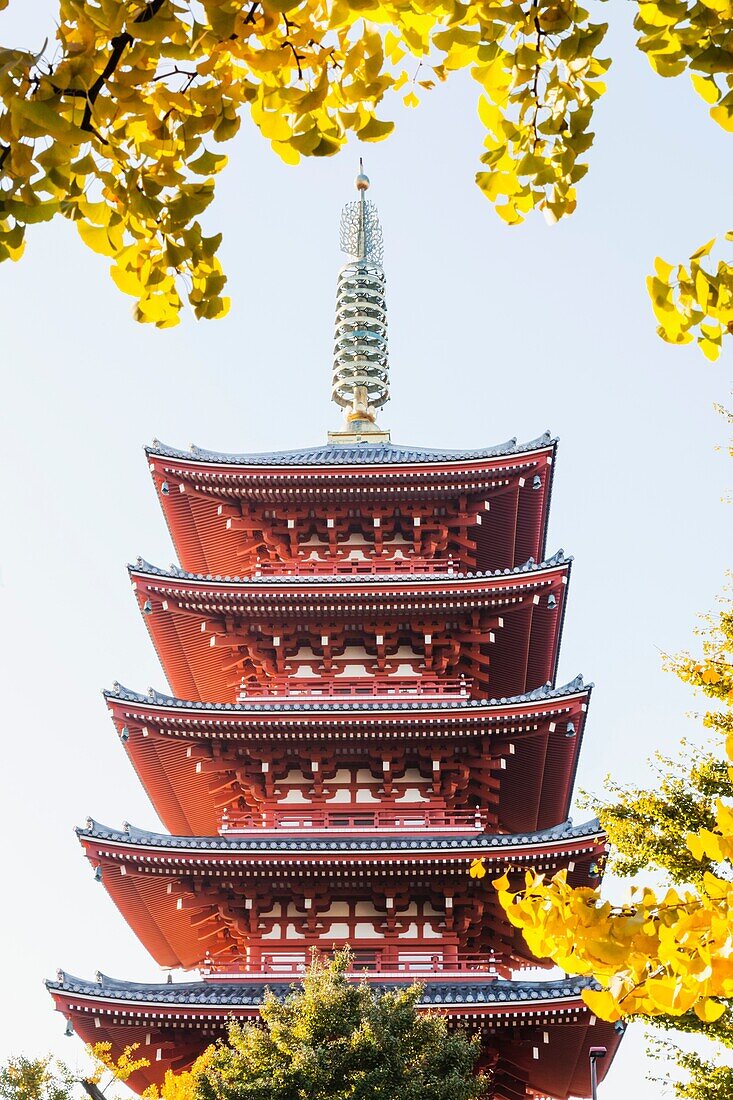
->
<box><xmin>193</xmin><ymin>951</ymin><xmax>489</xmax><ymax>1100</ymax></box>
<box><xmin>584</xmin><ymin>740</ymin><xmax>732</xmax><ymax>885</ymax></box>
<box><xmin>475</xmin><ymin>587</ymin><xmax>733</xmax><ymax>1100</ymax></box>
<box><xmin>0</xmin><ymin>1058</ymin><xmax>74</xmax><ymax>1100</ymax></box>
<box><xmin>659</xmin><ymin>1050</ymin><xmax>733</xmax><ymax>1100</ymax></box>
<box><xmin>0</xmin><ymin>1047</ymin><xmax>151</xmax><ymax>1100</ymax></box>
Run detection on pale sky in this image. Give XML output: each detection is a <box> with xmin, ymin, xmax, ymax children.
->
<box><xmin>1</xmin><ymin>4</ymin><xmax>732</xmax><ymax>1098</ymax></box>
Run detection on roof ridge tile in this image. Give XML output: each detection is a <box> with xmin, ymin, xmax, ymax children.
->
<box><xmin>145</xmin><ymin>434</ymin><xmax>555</xmax><ymax>468</ymax></box>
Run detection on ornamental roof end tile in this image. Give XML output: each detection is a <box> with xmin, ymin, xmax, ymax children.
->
<box><xmin>145</xmin><ymin>433</ymin><xmax>556</xmax><ymax>468</ymax></box>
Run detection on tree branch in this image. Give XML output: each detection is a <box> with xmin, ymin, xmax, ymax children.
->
<box><xmin>282</xmin><ymin>40</ymin><xmax>304</xmax><ymax>80</ymax></box>
<box><xmin>77</xmin><ymin>0</ymin><xmax>167</xmax><ymax>137</ymax></box>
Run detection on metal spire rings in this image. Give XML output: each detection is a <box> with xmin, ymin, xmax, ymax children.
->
<box><xmin>331</xmin><ymin>163</ymin><xmax>389</xmax><ymax>434</ymax></box>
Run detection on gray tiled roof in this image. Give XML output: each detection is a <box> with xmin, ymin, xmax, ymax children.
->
<box><xmin>104</xmin><ymin>674</ymin><xmax>589</xmax><ymax>715</ymax></box>
<box><xmin>48</xmin><ymin>970</ymin><xmax>593</xmax><ymax>1007</ymax></box>
<box><xmin>130</xmin><ymin>549</ymin><xmax>570</xmax><ymax>586</ymax></box>
<box><xmin>146</xmin><ymin>434</ymin><xmax>555</xmax><ymax>468</ymax></box>
<box><xmin>79</xmin><ymin>817</ymin><xmax>602</xmax><ymax>852</ymax></box>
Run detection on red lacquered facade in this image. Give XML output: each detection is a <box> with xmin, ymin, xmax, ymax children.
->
<box><xmin>49</xmin><ymin>181</ymin><xmax>622</xmax><ymax>1097</ymax></box>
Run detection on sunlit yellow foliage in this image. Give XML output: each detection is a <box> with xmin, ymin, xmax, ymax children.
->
<box><xmin>492</xmin><ymin>862</ymin><xmax>733</xmax><ymax>1023</ymax></box>
<box><xmin>142</xmin><ymin>1068</ymin><xmax>199</xmax><ymax>1100</ymax></box>
<box><xmin>0</xmin><ymin>0</ymin><xmax>609</xmax><ymax>323</ymax></box>
<box><xmin>474</xmin><ymin>588</ymin><xmax>733</xmax><ymax>1029</ymax></box>
<box><xmin>1</xmin><ymin>2</ymin><xmax>731</xmax><ymax>344</ymax></box>
<box><xmin>85</xmin><ymin>1044</ymin><xmax>150</xmax><ymax>1086</ymax></box>
<box><xmin>638</xmin><ymin>0</ymin><xmax>733</xmax><ymax>360</ymax></box>
<box><xmin>634</xmin><ymin>0</ymin><xmax>733</xmax><ymax>127</ymax></box>
<box><xmin>648</xmin><ymin>237</ymin><xmax>733</xmax><ymax>361</ymax></box>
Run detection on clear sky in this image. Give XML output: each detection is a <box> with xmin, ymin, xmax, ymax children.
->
<box><xmin>1</xmin><ymin>4</ymin><xmax>731</xmax><ymax>1097</ymax></box>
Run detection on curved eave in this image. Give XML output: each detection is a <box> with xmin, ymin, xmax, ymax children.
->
<box><xmin>130</xmin><ymin>552</ymin><xmax>570</xmax><ymax>589</ymax></box>
<box><xmin>78</xmin><ymin>817</ymin><xmax>604</xmax><ymax>862</ymax></box>
<box><xmin>48</xmin><ymin>970</ymin><xmax>592</xmax><ymax>1010</ymax></box>
<box><xmin>76</xmin><ymin>819</ymin><xmax>604</xmax><ymax>970</ymax></box>
<box><xmin>145</xmin><ymin>434</ymin><xmax>557</xmax><ymax>471</ymax></box>
<box><xmin>105</xmin><ymin>674</ymin><xmax>590</xmax><ymax>722</ymax></box>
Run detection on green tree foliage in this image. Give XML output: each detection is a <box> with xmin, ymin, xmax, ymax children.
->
<box><xmin>0</xmin><ymin>1048</ymin><xmax>151</xmax><ymax>1100</ymax></box>
<box><xmin>480</xmin><ymin>586</ymin><xmax>733</xmax><ymax>1098</ymax></box>
<box><xmin>0</xmin><ymin>0</ymin><xmax>730</xmax><ymax>344</ymax></box>
<box><xmin>584</xmin><ymin>741</ymin><xmax>732</xmax><ymax>884</ymax></box>
<box><xmin>193</xmin><ymin>952</ymin><xmax>489</xmax><ymax>1100</ymax></box>
<box><xmin>0</xmin><ymin>1058</ymin><xmax>73</xmax><ymax>1100</ymax></box>
<box><xmin>650</xmin><ymin>1042</ymin><xmax>733</xmax><ymax>1100</ymax></box>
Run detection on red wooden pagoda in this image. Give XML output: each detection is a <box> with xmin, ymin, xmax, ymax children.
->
<box><xmin>49</xmin><ymin>169</ymin><xmax>622</xmax><ymax>1098</ymax></box>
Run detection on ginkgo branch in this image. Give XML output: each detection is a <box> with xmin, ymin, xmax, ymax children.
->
<box><xmin>79</xmin><ymin>0</ymin><xmax>167</xmax><ymax>137</ymax></box>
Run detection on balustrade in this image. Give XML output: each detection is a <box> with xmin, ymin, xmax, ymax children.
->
<box><xmin>238</xmin><ymin>673</ymin><xmax>469</xmax><ymax>700</ymax></box>
<box><xmin>220</xmin><ymin>806</ymin><xmax>486</xmax><ymax>835</ymax></box>
<box><xmin>202</xmin><ymin>951</ymin><xmax>501</xmax><ymax>981</ymax></box>
<box><xmin>252</xmin><ymin>557</ymin><xmax>458</xmax><ymax>577</ymax></box>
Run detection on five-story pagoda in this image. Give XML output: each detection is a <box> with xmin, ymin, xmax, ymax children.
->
<box><xmin>49</xmin><ymin>169</ymin><xmax>622</xmax><ymax>1099</ymax></box>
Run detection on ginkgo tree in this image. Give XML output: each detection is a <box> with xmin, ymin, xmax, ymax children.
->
<box><xmin>0</xmin><ymin>0</ymin><xmax>730</xmax><ymax>341</ymax></box>
<box><xmin>0</xmin><ymin>0</ymin><xmax>611</xmax><ymax>326</ymax></box>
<box><xmin>468</xmin><ymin>583</ymin><xmax>733</xmax><ymax>1094</ymax></box>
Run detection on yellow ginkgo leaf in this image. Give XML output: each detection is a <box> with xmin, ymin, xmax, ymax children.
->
<box><xmin>469</xmin><ymin>858</ymin><xmax>487</xmax><ymax>880</ymax></box>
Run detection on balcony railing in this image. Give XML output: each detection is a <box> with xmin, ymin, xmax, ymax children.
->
<box><xmin>238</xmin><ymin>674</ymin><xmax>469</xmax><ymax>701</ymax></box>
<box><xmin>220</xmin><ymin>807</ymin><xmax>487</xmax><ymax>835</ymax></box>
<box><xmin>252</xmin><ymin>558</ymin><xmax>458</xmax><ymax>577</ymax></box>
<box><xmin>202</xmin><ymin>951</ymin><xmax>502</xmax><ymax>982</ymax></box>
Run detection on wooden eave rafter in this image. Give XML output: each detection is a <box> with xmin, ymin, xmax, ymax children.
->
<box><xmin>106</xmin><ymin>686</ymin><xmax>590</xmax><ymax>738</ymax></box>
<box><xmin>147</xmin><ymin>443</ymin><xmax>556</xmax><ymax>498</ymax></box>
<box><xmin>80</xmin><ymin>828</ymin><xmax>605</xmax><ymax>872</ymax></box>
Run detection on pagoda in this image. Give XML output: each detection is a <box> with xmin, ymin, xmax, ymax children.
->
<box><xmin>49</xmin><ymin>168</ymin><xmax>623</xmax><ymax>1099</ymax></box>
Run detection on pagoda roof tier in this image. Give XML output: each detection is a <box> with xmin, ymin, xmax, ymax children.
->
<box><xmin>146</xmin><ymin>436</ymin><xmax>556</xmax><ymax>576</ymax></box>
<box><xmin>48</xmin><ymin>971</ymin><xmax>621</xmax><ymax>1098</ymax></box>
<box><xmin>76</xmin><ymin>818</ymin><xmax>604</xmax><ymax>971</ymax></box>
<box><xmin>105</xmin><ymin>677</ymin><xmax>591</xmax><ymax>837</ymax></box>
<box><xmin>129</xmin><ymin>553</ymin><xmax>571</xmax><ymax>703</ymax></box>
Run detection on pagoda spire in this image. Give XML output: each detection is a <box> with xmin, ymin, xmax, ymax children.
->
<box><xmin>329</xmin><ymin>160</ymin><xmax>390</xmax><ymax>443</ymax></box>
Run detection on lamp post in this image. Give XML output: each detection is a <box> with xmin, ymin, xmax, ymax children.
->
<box><xmin>589</xmin><ymin>1046</ymin><xmax>607</xmax><ymax>1100</ymax></box>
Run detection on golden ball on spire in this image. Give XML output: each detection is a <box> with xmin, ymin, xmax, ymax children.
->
<box><xmin>355</xmin><ymin>159</ymin><xmax>370</xmax><ymax>192</ymax></box>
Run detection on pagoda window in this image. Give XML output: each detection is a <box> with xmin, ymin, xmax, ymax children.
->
<box><xmin>354</xmin><ymin>901</ymin><xmax>381</xmax><ymax>917</ymax></box>
<box><xmin>278</xmin><ymin>789</ymin><xmax>310</xmax><ymax>805</ymax></box>
<box><xmin>323</xmin><ymin>924</ymin><xmax>351</xmax><ymax>939</ymax></box>
<box><xmin>421</xmin><ymin>925</ymin><xmax>444</xmax><ymax>940</ymax></box>
<box><xmin>354</xmin><ymin>789</ymin><xmax>379</xmax><ymax>804</ymax></box>
<box><xmin>354</xmin><ymin>923</ymin><xmax>382</xmax><ymax>939</ymax></box>
<box><xmin>327</xmin><ymin>902</ymin><xmax>351</xmax><ymax>917</ymax></box>
<box><xmin>260</xmin><ymin>924</ymin><xmax>283</xmax><ymax>940</ymax></box>
<box><xmin>330</xmin><ymin>810</ymin><xmax>375</xmax><ymax>827</ymax></box>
